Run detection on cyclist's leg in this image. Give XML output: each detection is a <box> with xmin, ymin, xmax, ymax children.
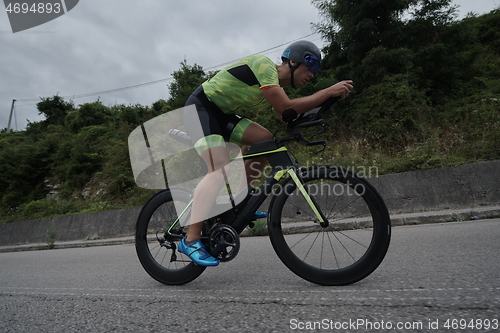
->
<box><xmin>185</xmin><ymin>144</ymin><xmax>231</xmax><ymax>243</ymax></box>
<box><xmin>229</xmin><ymin>119</ymin><xmax>272</xmax><ymax>218</ymax></box>
<box><xmin>237</xmin><ymin>121</ymin><xmax>273</xmax><ymax>187</ymax></box>
<box><xmin>183</xmin><ymin>89</ymin><xmax>235</xmax><ymax>244</ymax></box>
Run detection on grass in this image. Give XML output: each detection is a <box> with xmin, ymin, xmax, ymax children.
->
<box><xmin>247</xmin><ymin>219</ymin><xmax>268</xmax><ymax>236</ymax></box>
<box><xmin>45</xmin><ymin>227</ymin><xmax>57</xmax><ymax>249</ymax></box>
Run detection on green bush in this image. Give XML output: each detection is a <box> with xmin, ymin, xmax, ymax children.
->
<box><xmin>336</xmin><ymin>74</ymin><xmax>430</xmax><ymax>151</ymax></box>
<box><xmin>46</xmin><ymin>227</ymin><xmax>58</xmax><ymax>249</ymax></box>
<box><xmin>19</xmin><ymin>198</ymin><xmax>78</xmax><ymax>220</ymax></box>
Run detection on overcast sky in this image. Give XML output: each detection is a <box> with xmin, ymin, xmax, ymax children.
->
<box><xmin>1</xmin><ymin>0</ymin><xmax>499</xmax><ymax>131</ymax></box>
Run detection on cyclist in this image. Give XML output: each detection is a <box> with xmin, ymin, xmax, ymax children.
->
<box><xmin>178</xmin><ymin>40</ymin><xmax>353</xmax><ymax>266</ymax></box>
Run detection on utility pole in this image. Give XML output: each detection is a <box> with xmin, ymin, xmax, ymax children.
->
<box><xmin>7</xmin><ymin>99</ymin><xmax>15</xmax><ymax>133</ymax></box>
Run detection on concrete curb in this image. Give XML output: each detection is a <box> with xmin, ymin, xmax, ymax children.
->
<box><xmin>1</xmin><ymin>205</ymin><xmax>498</xmax><ymax>253</ymax></box>
<box><xmin>1</xmin><ymin>160</ymin><xmax>499</xmax><ymax>252</ymax></box>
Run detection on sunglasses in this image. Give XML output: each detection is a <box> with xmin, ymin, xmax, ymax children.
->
<box><xmin>303</xmin><ymin>55</ymin><xmax>320</xmax><ymax>74</ymax></box>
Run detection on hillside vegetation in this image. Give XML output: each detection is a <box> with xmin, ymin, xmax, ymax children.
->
<box><xmin>1</xmin><ymin>3</ymin><xmax>499</xmax><ymax>224</ymax></box>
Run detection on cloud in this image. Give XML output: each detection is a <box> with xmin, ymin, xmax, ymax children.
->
<box><xmin>1</xmin><ymin>0</ymin><xmax>321</xmax><ymax>130</ymax></box>
<box><xmin>1</xmin><ymin>0</ymin><xmax>497</xmax><ymax>130</ymax></box>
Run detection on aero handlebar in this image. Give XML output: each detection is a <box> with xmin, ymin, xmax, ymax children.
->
<box><xmin>279</xmin><ymin>96</ymin><xmax>341</xmax><ymax>152</ymax></box>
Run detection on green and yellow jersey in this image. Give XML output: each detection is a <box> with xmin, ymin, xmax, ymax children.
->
<box><xmin>202</xmin><ymin>54</ymin><xmax>279</xmax><ymax>114</ymax></box>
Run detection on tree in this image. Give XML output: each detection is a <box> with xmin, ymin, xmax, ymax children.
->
<box><xmin>37</xmin><ymin>95</ymin><xmax>74</xmax><ymax>126</ymax></box>
<box><xmin>313</xmin><ymin>0</ymin><xmax>412</xmax><ymax>87</ymax></box>
<box><xmin>313</xmin><ymin>0</ymin><xmax>463</xmax><ymax>95</ymax></box>
<box><xmin>166</xmin><ymin>60</ymin><xmax>210</xmax><ymax>110</ymax></box>
<box><xmin>0</xmin><ymin>133</ymin><xmax>51</xmax><ymax>209</ymax></box>
<box><xmin>66</xmin><ymin>100</ymin><xmax>112</xmax><ymax>132</ymax></box>
<box><xmin>403</xmin><ymin>0</ymin><xmax>473</xmax><ymax>101</ymax></box>
<box><xmin>475</xmin><ymin>9</ymin><xmax>500</xmax><ymax>55</ymax></box>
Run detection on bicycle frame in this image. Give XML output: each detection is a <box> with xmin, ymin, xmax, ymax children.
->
<box><xmin>167</xmin><ymin>138</ymin><xmax>328</xmax><ymax>236</ymax></box>
<box><xmin>135</xmin><ymin>97</ymin><xmax>391</xmax><ymax>286</ymax></box>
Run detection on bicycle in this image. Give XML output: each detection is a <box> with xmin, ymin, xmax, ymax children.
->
<box><xmin>134</xmin><ymin>98</ymin><xmax>391</xmax><ymax>286</ymax></box>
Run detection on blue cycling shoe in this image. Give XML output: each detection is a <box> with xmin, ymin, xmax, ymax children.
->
<box><xmin>253</xmin><ymin>210</ymin><xmax>268</xmax><ymax>219</ymax></box>
<box><xmin>178</xmin><ymin>238</ymin><xmax>219</xmax><ymax>266</ymax></box>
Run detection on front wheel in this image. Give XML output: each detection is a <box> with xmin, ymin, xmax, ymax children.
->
<box><xmin>135</xmin><ymin>188</ymin><xmax>206</xmax><ymax>285</ymax></box>
<box><xmin>268</xmin><ymin>166</ymin><xmax>391</xmax><ymax>286</ymax></box>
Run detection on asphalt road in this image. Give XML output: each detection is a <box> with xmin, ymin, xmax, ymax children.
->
<box><xmin>1</xmin><ymin>219</ymin><xmax>499</xmax><ymax>333</ymax></box>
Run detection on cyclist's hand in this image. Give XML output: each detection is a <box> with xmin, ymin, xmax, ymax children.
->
<box><xmin>330</xmin><ymin>80</ymin><xmax>353</xmax><ymax>100</ymax></box>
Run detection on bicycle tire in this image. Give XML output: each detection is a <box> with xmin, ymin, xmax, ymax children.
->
<box><xmin>268</xmin><ymin>165</ymin><xmax>391</xmax><ymax>286</ymax></box>
<box><xmin>135</xmin><ymin>188</ymin><xmax>206</xmax><ymax>285</ymax></box>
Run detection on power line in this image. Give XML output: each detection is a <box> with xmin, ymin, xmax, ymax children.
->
<box><xmin>15</xmin><ymin>32</ymin><xmax>320</xmax><ymax>103</ymax></box>
<box><xmin>204</xmin><ymin>32</ymin><xmax>317</xmax><ymax>71</ymax></box>
<box><xmin>15</xmin><ymin>101</ymin><xmax>41</xmax><ymax>114</ymax></box>
<box><xmin>15</xmin><ymin>76</ymin><xmax>175</xmax><ymax>103</ymax></box>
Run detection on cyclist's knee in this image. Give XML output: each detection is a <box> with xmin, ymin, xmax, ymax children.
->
<box><xmin>242</xmin><ymin>123</ymin><xmax>272</xmax><ymax>145</ymax></box>
<box><xmin>202</xmin><ymin>164</ymin><xmax>233</xmax><ymax>188</ymax></box>
<box><xmin>201</xmin><ymin>146</ymin><xmax>231</xmax><ymax>173</ymax></box>
<box><xmin>260</xmin><ymin>130</ymin><xmax>273</xmax><ymax>141</ymax></box>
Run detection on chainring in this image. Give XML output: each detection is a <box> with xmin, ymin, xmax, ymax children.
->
<box><xmin>207</xmin><ymin>225</ymin><xmax>240</xmax><ymax>262</ymax></box>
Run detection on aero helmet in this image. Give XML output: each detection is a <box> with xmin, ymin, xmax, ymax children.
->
<box><xmin>281</xmin><ymin>40</ymin><xmax>321</xmax><ymax>88</ymax></box>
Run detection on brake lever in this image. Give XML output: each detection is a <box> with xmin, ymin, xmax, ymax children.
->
<box><xmin>309</xmin><ymin>140</ymin><xmax>326</xmax><ymax>154</ymax></box>
<box><xmin>292</xmin><ymin>135</ymin><xmax>326</xmax><ymax>151</ymax></box>
<box><xmin>317</xmin><ymin>142</ymin><xmax>326</xmax><ymax>154</ymax></box>
<box><xmin>309</xmin><ymin>122</ymin><xmax>325</xmax><ymax>139</ymax></box>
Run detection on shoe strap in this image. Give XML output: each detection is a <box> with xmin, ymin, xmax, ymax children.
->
<box><xmin>186</xmin><ymin>242</ymin><xmax>208</xmax><ymax>256</ymax></box>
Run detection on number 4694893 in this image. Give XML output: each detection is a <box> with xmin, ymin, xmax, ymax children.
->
<box><xmin>444</xmin><ymin>319</ymin><xmax>498</xmax><ymax>330</ymax></box>
<box><xmin>5</xmin><ymin>2</ymin><xmax>62</xmax><ymax>14</ymax></box>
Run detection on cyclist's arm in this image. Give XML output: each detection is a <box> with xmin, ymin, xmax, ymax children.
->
<box><xmin>262</xmin><ymin>80</ymin><xmax>353</xmax><ymax>120</ymax></box>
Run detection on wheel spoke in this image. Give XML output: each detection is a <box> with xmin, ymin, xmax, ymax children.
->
<box><xmin>303</xmin><ymin>229</ymin><xmax>322</xmax><ymax>262</ymax></box>
<box><xmin>325</xmin><ymin>230</ymin><xmax>340</xmax><ymax>269</ymax></box>
<box><xmin>326</xmin><ymin>229</ymin><xmax>357</xmax><ymax>262</ymax></box>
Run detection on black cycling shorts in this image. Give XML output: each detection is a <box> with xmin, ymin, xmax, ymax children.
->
<box><xmin>183</xmin><ymin>86</ymin><xmax>253</xmax><ymax>155</ymax></box>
